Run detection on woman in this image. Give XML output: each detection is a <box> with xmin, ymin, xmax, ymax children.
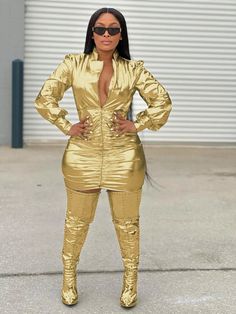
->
<box><xmin>34</xmin><ymin>7</ymin><xmax>172</xmax><ymax>308</ymax></box>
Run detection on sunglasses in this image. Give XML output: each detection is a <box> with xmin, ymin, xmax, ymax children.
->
<box><xmin>92</xmin><ymin>26</ymin><xmax>122</xmax><ymax>36</ymax></box>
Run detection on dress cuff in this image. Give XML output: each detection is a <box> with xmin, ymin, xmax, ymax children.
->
<box><xmin>133</xmin><ymin>120</ymin><xmax>151</xmax><ymax>132</ymax></box>
<box><xmin>53</xmin><ymin>117</ymin><xmax>72</xmax><ymax>135</ymax></box>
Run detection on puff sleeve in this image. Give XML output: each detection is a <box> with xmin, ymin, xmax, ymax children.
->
<box><xmin>133</xmin><ymin>60</ymin><xmax>172</xmax><ymax>132</ymax></box>
<box><xmin>34</xmin><ymin>54</ymin><xmax>74</xmax><ymax>135</ymax></box>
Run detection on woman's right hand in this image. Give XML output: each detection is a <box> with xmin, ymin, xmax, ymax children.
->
<box><xmin>67</xmin><ymin>116</ymin><xmax>92</xmax><ymax>139</ymax></box>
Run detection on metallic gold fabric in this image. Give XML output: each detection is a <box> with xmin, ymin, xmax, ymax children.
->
<box><xmin>34</xmin><ymin>46</ymin><xmax>172</xmax><ymax>191</ymax></box>
<box><xmin>108</xmin><ymin>189</ymin><xmax>142</xmax><ymax>307</ymax></box>
<box><xmin>61</xmin><ymin>188</ymin><xmax>100</xmax><ymax>305</ymax></box>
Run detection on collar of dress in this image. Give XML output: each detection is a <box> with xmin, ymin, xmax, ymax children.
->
<box><xmin>89</xmin><ymin>46</ymin><xmax>119</xmax><ymax>73</ymax></box>
<box><xmin>91</xmin><ymin>46</ymin><xmax>119</xmax><ymax>61</ymax></box>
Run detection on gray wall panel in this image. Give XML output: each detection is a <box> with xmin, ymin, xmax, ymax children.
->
<box><xmin>24</xmin><ymin>0</ymin><xmax>236</xmax><ymax>144</ymax></box>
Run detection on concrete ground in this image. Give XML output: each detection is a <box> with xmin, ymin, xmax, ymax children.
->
<box><xmin>0</xmin><ymin>143</ymin><xmax>236</xmax><ymax>314</ymax></box>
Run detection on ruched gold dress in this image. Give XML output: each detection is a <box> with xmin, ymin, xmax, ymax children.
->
<box><xmin>34</xmin><ymin>46</ymin><xmax>172</xmax><ymax>192</ymax></box>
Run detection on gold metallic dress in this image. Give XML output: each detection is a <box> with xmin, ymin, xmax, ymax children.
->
<box><xmin>34</xmin><ymin>46</ymin><xmax>172</xmax><ymax>192</ymax></box>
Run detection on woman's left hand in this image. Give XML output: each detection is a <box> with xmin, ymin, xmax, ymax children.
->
<box><xmin>111</xmin><ymin>112</ymin><xmax>137</xmax><ymax>135</ymax></box>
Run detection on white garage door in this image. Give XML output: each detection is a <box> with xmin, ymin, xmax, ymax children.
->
<box><xmin>24</xmin><ymin>0</ymin><xmax>236</xmax><ymax>144</ymax></box>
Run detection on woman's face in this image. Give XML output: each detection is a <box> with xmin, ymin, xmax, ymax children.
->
<box><xmin>92</xmin><ymin>13</ymin><xmax>122</xmax><ymax>53</ymax></box>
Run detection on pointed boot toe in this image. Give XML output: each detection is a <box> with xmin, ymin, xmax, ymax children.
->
<box><xmin>120</xmin><ymin>289</ymin><xmax>138</xmax><ymax>308</ymax></box>
<box><xmin>61</xmin><ymin>286</ymin><xmax>78</xmax><ymax>306</ymax></box>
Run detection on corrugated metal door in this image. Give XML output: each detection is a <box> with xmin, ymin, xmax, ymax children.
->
<box><xmin>24</xmin><ymin>0</ymin><xmax>236</xmax><ymax>144</ymax></box>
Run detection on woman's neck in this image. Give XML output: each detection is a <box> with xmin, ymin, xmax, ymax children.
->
<box><xmin>97</xmin><ymin>48</ymin><xmax>114</xmax><ymax>62</ymax></box>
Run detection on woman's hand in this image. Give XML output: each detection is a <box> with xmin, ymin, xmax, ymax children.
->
<box><xmin>67</xmin><ymin>116</ymin><xmax>92</xmax><ymax>139</ymax></box>
<box><xmin>111</xmin><ymin>112</ymin><xmax>137</xmax><ymax>135</ymax></box>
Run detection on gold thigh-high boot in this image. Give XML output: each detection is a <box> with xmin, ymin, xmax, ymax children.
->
<box><xmin>61</xmin><ymin>187</ymin><xmax>100</xmax><ymax>306</ymax></box>
<box><xmin>107</xmin><ymin>189</ymin><xmax>142</xmax><ymax>308</ymax></box>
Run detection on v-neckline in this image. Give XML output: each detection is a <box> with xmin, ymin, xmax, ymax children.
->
<box><xmin>97</xmin><ymin>63</ymin><xmax>114</xmax><ymax>108</ymax></box>
<box><xmin>90</xmin><ymin>46</ymin><xmax>119</xmax><ymax>109</ymax></box>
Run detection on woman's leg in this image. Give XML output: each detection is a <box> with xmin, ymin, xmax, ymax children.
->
<box><xmin>107</xmin><ymin>188</ymin><xmax>142</xmax><ymax>308</ymax></box>
<box><xmin>61</xmin><ymin>187</ymin><xmax>101</xmax><ymax>305</ymax></box>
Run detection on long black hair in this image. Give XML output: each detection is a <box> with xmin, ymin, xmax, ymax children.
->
<box><xmin>83</xmin><ymin>7</ymin><xmax>161</xmax><ymax>190</ymax></box>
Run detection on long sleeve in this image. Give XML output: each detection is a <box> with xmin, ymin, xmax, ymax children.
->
<box><xmin>133</xmin><ymin>60</ymin><xmax>172</xmax><ymax>133</ymax></box>
<box><xmin>34</xmin><ymin>54</ymin><xmax>74</xmax><ymax>135</ymax></box>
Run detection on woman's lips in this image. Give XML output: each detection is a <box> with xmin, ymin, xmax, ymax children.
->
<box><xmin>101</xmin><ymin>41</ymin><xmax>112</xmax><ymax>45</ymax></box>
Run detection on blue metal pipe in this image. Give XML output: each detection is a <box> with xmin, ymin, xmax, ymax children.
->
<box><xmin>12</xmin><ymin>59</ymin><xmax>24</xmax><ymax>148</ymax></box>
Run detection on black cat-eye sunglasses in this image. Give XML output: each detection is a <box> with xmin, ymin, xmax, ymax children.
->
<box><xmin>92</xmin><ymin>26</ymin><xmax>122</xmax><ymax>36</ymax></box>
